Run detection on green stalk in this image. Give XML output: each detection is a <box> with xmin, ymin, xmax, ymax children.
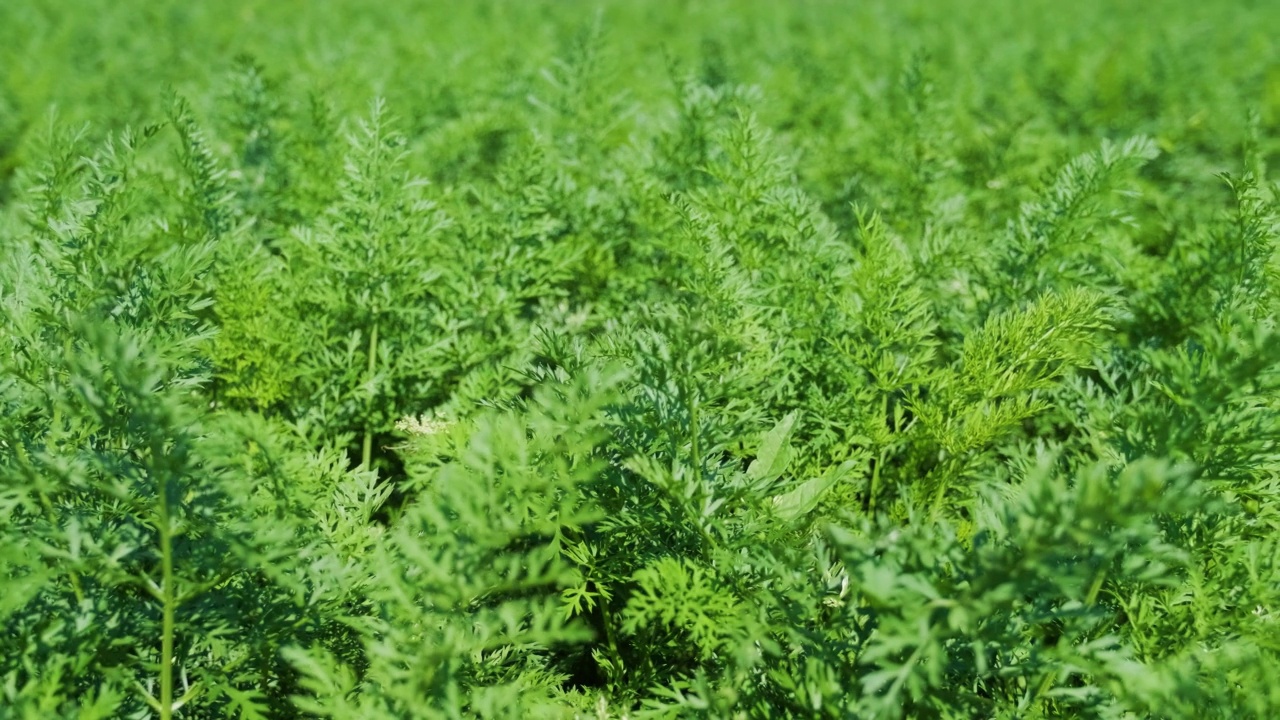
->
<box><xmin>362</xmin><ymin>320</ymin><xmax>380</xmax><ymax>470</ymax></box>
<box><xmin>868</xmin><ymin>448</ymin><xmax>886</xmax><ymax>516</ymax></box>
<box><xmin>868</xmin><ymin>395</ymin><xmax>888</xmax><ymax>515</ymax></box>
<box><xmin>1029</xmin><ymin>567</ymin><xmax>1108</xmax><ymax>715</ymax></box>
<box><xmin>156</xmin><ymin>450</ymin><xmax>177</xmax><ymax>720</ymax></box>
<box><xmin>931</xmin><ymin>480</ymin><xmax>948</xmax><ymax>518</ymax></box>
<box><xmin>1085</xmin><ymin>566</ymin><xmax>1108</xmax><ymax>606</ymax></box>
<box><xmin>598</xmin><ymin>592</ymin><xmax>624</xmax><ymax>682</ymax></box>
<box><xmin>681</xmin><ymin>387</ymin><xmax>718</xmax><ymax>552</ymax></box>
<box><xmin>1029</xmin><ymin>669</ymin><xmax>1056</xmax><ymax>717</ymax></box>
<box><xmin>929</xmin><ymin>457</ymin><xmax>959</xmax><ymax>520</ymax></box>
<box><xmin>689</xmin><ymin>390</ymin><xmax>701</xmax><ymax>487</ymax></box>
<box><xmin>865</xmin><ymin>389</ymin><xmax>885</xmax><ymax>512</ymax></box>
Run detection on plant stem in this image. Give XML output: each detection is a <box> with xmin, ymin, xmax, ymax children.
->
<box><xmin>687</xmin><ymin>391</ymin><xmax>720</xmax><ymax>550</ymax></box>
<box><xmin>1029</xmin><ymin>669</ymin><xmax>1056</xmax><ymax>717</ymax></box>
<box><xmin>156</xmin><ymin>452</ymin><xmax>176</xmax><ymax>720</ymax></box>
<box><xmin>1029</xmin><ymin>568</ymin><xmax>1108</xmax><ymax>716</ymax></box>
<box><xmin>868</xmin><ymin>395</ymin><xmax>889</xmax><ymax>515</ymax></box>
<box><xmin>1085</xmin><ymin>566</ymin><xmax>1107</xmax><ymax>605</ymax></box>
<box><xmin>598</xmin><ymin>590</ymin><xmax>624</xmax><ymax>683</ymax></box>
<box><xmin>868</xmin><ymin>448</ymin><xmax>885</xmax><ymax>516</ymax></box>
<box><xmin>689</xmin><ymin>390</ymin><xmax>701</xmax><ymax>487</ymax></box>
<box><xmin>929</xmin><ymin>457</ymin><xmax>958</xmax><ymax>520</ymax></box>
<box><xmin>362</xmin><ymin>320</ymin><xmax>380</xmax><ymax>470</ymax></box>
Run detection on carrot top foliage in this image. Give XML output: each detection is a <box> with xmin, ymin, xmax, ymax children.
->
<box><xmin>2</xmin><ymin>0</ymin><xmax>1279</xmax><ymax>718</ymax></box>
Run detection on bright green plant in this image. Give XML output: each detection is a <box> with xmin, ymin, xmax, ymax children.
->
<box><xmin>2</xmin><ymin>0</ymin><xmax>1279</xmax><ymax>718</ymax></box>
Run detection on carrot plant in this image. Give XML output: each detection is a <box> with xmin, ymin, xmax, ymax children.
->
<box><xmin>2</xmin><ymin>0</ymin><xmax>1279</xmax><ymax>717</ymax></box>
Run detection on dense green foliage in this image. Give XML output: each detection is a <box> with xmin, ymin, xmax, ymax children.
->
<box><xmin>3</xmin><ymin>0</ymin><xmax>1280</xmax><ymax>717</ymax></box>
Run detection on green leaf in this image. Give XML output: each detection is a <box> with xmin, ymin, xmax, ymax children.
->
<box><xmin>771</xmin><ymin>461</ymin><xmax>853</xmax><ymax>522</ymax></box>
<box><xmin>748</xmin><ymin>411</ymin><xmax>798</xmax><ymax>486</ymax></box>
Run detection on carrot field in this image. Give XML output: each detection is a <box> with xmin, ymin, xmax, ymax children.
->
<box><xmin>2</xmin><ymin>1</ymin><xmax>1279</xmax><ymax>717</ymax></box>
